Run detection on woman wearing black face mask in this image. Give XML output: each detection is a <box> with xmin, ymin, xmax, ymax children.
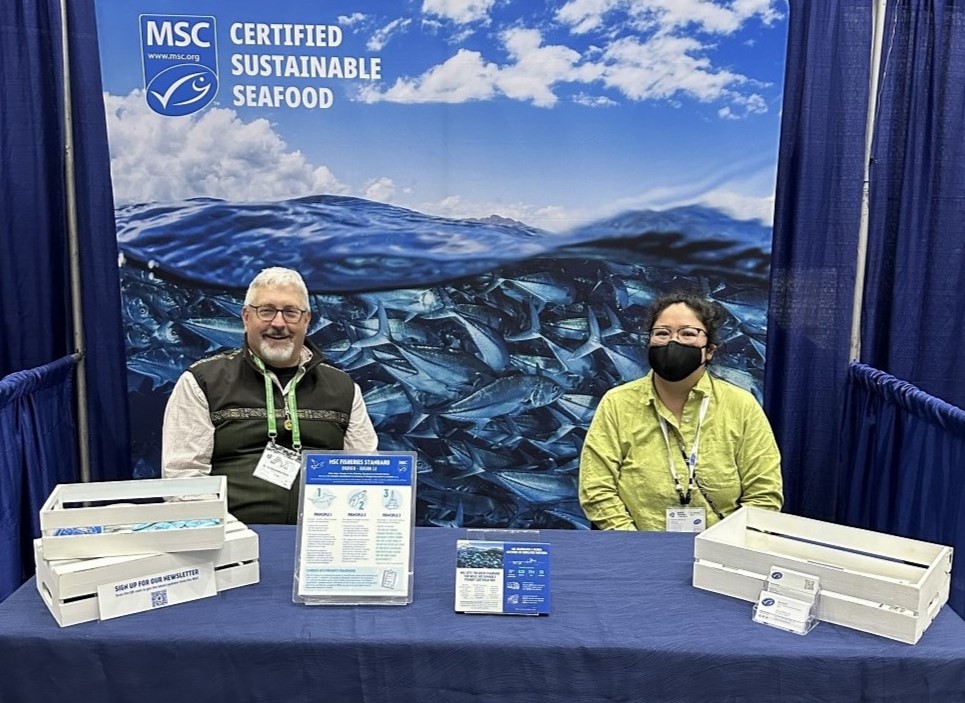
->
<box><xmin>578</xmin><ymin>293</ymin><xmax>783</xmax><ymax>532</ymax></box>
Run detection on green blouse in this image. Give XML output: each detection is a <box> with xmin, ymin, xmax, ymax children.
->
<box><xmin>579</xmin><ymin>370</ymin><xmax>783</xmax><ymax>531</ymax></box>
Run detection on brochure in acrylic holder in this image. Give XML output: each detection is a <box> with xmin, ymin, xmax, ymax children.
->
<box><xmin>455</xmin><ymin>529</ymin><xmax>551</xmax><ymax>616</ymax></box>
<box><xmin>292</xmin><ymin>450</ymin><xmax>417</xmax><ymax>606</ymax></box>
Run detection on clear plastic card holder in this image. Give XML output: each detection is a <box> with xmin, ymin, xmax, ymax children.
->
<box><xmin>751</xmin><ymin>564</ymin><xmax>821</xmax><ymax>635</ymax></box>
<box><xmin>751</xmin><ymin>591</ymin><xmax>820</xmax><ymax>635</ymax></box>
<box><xmin>292</xmin><ymin>450</ymin><xmax>418</xmax><ymax>606</ymax></box>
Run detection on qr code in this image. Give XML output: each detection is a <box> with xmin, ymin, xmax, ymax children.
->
<box><xmin>151</xmin><ymin>590</ymin><xmax>169</xmax><ymax>608</ymax></box>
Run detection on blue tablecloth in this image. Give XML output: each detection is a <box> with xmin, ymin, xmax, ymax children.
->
<box><xmin>1</xmin><ymin>526</ymin><xmax>964</xmax><ymax>702</ymax></box>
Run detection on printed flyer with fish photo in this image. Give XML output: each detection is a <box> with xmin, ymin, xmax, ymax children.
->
<box><xmin>94</xmin><ymin>0</ymin><xmax>788</xmax><ymax>529</ymax></box>
<box><xmin>455</xmin><ymin>539</ymin><xmax>551</xmax><ymax>615</ymax></box>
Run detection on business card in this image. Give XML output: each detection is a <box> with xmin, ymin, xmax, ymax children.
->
<box><xmin>766</xmin><ymin>566</ymin><xmax>820</xmax><ymax>604</ymax></box>
<box><xmin>753</xmin><ymin>589</ymin><xmax>814</xmax><ymax>634</ymax></box>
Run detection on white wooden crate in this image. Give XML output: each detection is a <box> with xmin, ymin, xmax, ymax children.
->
<box><xmin>693</xmin><ymin>507</ymin><xmax>953</xmax><ymax>644</ymax></box>
<box><xmin>35</xmin><ymin>517</ymin><xmax>259</xmax><ymax>627</ymax></box>
<box><xmin>39</xmin><ymin>476</ymin><xmax>228</xmax><ymax>559</ymax></box>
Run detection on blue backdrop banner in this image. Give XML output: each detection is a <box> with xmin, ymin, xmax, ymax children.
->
<box><xmin>95</xmin><ymin>0</ymin><xmax>788</xmax><ymax>528</ymax></box>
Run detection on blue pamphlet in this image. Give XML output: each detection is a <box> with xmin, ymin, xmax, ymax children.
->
<box><xmin>455</xmin><ymin>540</ymin><xmax>551</xmax><ymax>615</ymax></box>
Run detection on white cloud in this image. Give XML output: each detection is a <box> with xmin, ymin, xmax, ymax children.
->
<box><xmin>104</xmin><ymin>90</ymin><xmax>351</xmax><ymax>204</ymax></box>
<box><xmin>557</xmin><ymin>0</ymin><xmax>626</xmax><ymax>34</ymax></box>
<box><xmin>495</xmin><ymin>28</ymin><xmax>597</xmax><ymax>107</ymax></box>
<box><xmin>360</xmin><ymin>49</ymin><xmax>500</xmax><ymax>104</ymax></box>
<box><xmin>417</xmin><ymin>194</ymin><xmax>584</xmax><ymax>233</ymax></box>
<box><xmin>734</xmin><ymin>92</ymin><xmax>768</xmax><ymax>114</ymax></box>
<box><xmin>699</xmin><ymin>189</ymin><xmax>775</xmax><ymax>224</ymax></box>
<box><xmin>558</xmin><ymin>0</ymin><xmax>782</xmax><ymax>36</ymax></box>
<box><xmin>361</xmin><ymin>28</ymin><xmax>599</xmax><ymax>108</ymax></box>
<box><xmin>601</xmin><ymin>34</ymin><xmax>742</xmax><ymax>102</ymax></box>
<box><xmin>422</xmin><ymin>0</ymin><xmax>496</xmax><ymax>25</ymax></box>
<box><xmin>573</xmin><ymin>92</ymin><xmax>619</xmax><ymax>107</ymax></box>
<box><xmin>102</xmin><ymin>90</ymin><xmax>586</xmax><ymax>230</ymax></box>
<box><xmin>364</xmin><ymin>176</ymin><xmax>397</xmax><ymax>201</ymax></box>
<box><xmin>312</xmin><ymin>166</ymin><xmax>349</xmax><ymax>194</ymax></box>
<box><xmin>368</xmin><ymin>17</ymin><xmax>412</xmax><ymax>51</ymax></box>
<box><xmin>718</xmin><ymin>91</ymin><xmax>768</xmax><ymax>119</ymax></box>
<box><xmin>361</xmin><ymin>3</ymin><xmax>777</xmax><ymax>114</ymax></box>
<box><xmin>337</xmin><ymin>13</ymin><xmax>367</xmax><ymax>27</ymax></box>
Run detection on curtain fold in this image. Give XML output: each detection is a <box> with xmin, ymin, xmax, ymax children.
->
<box><xmin>0</xmin><ymin>0</ymin><xmax>71</xmax><ymax>375</ymax></box>
<box><xmin>839</xmin><ymin>363</ymin><xmax>964</xmax><ymax>619</ymax></box>
<box><xmin>66</xmin><ymin>0</ymin><xmax>132</xmax><ymax>482</ymax></box>
<box><xmin>764</xmin><ymin>1</ymin><xmax>870</xmax><ymax>520</ymax></box>
<box><xmin>0</xmin><ymin>355</ymin><xmax>79</xmax><ymax>603</ymax></box>
<box><xmin>861</xmin><ymin>1</ymin><xmax>965</xmax><ymax>408</ymax></box>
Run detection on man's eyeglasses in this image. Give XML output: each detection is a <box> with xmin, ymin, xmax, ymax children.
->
<box><xmin>649</xmin><ymin>326</ymin><xmax>706</xmax><ymax>345</ymax></box>
<box><xmin>248</xmin><ymin>304</ymin><xmax>308</xmax><ymax>323</ymax></box>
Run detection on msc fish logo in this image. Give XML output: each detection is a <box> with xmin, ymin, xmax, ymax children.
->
<box><xmin>140</xmin><ymin>15</ymin><xmax>218</xmax><ymax>117</ymax></box>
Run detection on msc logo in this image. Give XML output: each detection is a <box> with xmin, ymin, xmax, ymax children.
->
<box><xmin>144</xmin><ymin>19</ymin><xmax>212</xmax><ymax>47</ymax></box>
<box><xmin>140</xmin><ymin>15</ymin><xmax>218</xmax><ymax>117</ymax></box>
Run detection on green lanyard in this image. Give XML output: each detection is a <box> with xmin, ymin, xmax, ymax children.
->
<box><xmin>251</xmin><ymin>354</ymin><xmax>302</xmax><ymax>450</ymax></box>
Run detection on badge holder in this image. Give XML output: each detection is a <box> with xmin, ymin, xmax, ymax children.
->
<box><xmin>292</xmin><ymin>450</ymin><xmax>417</xmax><ymax>606</ymax></box>
<box><xmin>454</xmin><ymin>529</ymin><xmax>551</xmax><ymax>616</ymax></box>
<box><xmin>751</xmin><ymin>565</ymin><xmax>820</xmax><ymax>635</ymax></box>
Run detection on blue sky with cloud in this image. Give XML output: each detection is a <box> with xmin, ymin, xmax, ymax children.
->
<box><xmin>96</xmin><ymin>0</ymin><xmax>787</xmax><ymax>230</ymax></box>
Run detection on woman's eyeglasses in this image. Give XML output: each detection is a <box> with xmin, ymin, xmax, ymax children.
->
<box><xmin>649</xmin><ymin>326</ymin><xmax>706</xmax><ymax>345</ymax></box>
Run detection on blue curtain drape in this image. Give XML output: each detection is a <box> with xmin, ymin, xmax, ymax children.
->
<box><xmin>0</xmin><ymin>355</ymin><xmax>78</xmax><ymax>602</ymax></box>
<box><xmin>66</xmin><ymin>0</ymin><xmax>132</xmax><ymax>482</ymax></box>
<box><xmin>861</xmin><ymin>2</ymin><xmax>965</xmax><ymax>408</ymax></box>
<box><xmin>0</xmin><ymin>0</ymin><xmax>130</xmax><ymax>482</ymax></box>
<box><xmin>0</xmin><ymin>0</ymin><xmax>71</xmax><ymax>372</ymax></box>
<box><xmin>765</xmin><ymin>1</ymin><xmax>871</xmax><ymax>521</ymax></box>
<box><xmin>772</xmin><ymin>2</ymin><xmax>964</xmax><ymax>620</ymax></box>
<box><xmin>839</xmin><ymin>363</ymin><xmax>964</xmax><ymax>618</ymax></box>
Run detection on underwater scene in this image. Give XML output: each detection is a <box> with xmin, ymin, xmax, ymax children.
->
<box><xmin>118</xmin><ymin>195</ymin><xmax>771</xmax><ymax>529</ymax></box>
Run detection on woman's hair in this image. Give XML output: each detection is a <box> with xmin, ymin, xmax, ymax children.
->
<box><xmin>244</xmin><ymin>267</ymin><xmax>310</xmax><ymax>308</ymax></box>
<box><xmin>646</xmin><ymin>292</ymin><xmax>727</xmax><ymax>346</ymax></box>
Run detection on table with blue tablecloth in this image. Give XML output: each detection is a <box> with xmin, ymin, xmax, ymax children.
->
<box><xmin>1</xmin><ymin>526</ymin><xmax>964</xmax><ymax>703</ymax></box>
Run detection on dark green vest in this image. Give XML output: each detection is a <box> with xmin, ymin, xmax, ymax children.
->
<box><xmin>189</xmin><ymin>343</ymin><xmax>353</xmax><ymax>524</ymax></box>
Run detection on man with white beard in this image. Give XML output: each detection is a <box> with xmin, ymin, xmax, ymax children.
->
<box><xmin>162</xmin><ymin>267</ymin><xmax>377</xmax><ymax>524</ymax></box>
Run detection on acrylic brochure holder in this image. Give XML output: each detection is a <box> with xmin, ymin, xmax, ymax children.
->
<box><xmin>751</xmin><ymin>565</ymin><xmax>820</xmax><ymax>635</ymax></box>
<box><xmin>292</xmin><ymin>451</ymin><xmax>417</xmax><ymax>605</ymax></box>
<box><xmin>455</xmin><ymin>529</ymin><xmax>551</xmax><ymax>615</ymax></box>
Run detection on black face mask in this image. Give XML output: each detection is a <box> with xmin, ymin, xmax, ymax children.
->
<box><xmin>648</xmin><ymin>341</ymin><xmax>706</xmax><ymax>382</ymax></box>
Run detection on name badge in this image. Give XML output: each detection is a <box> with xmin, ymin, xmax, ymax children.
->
<box><xmin>253</xmin><ymin>442</ymin><xmax>302</xmax><ymax>489</ymax></box>
<box><xmin>665</xmin><ymin>506</ymin><xmax>705</xmax><ymax>532</ymax></box>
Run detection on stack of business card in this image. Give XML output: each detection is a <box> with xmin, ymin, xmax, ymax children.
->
<box><xmin>752</xmin><ymin>566</ymin><xmax>820</xmax><ymax>635</ymax></box>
